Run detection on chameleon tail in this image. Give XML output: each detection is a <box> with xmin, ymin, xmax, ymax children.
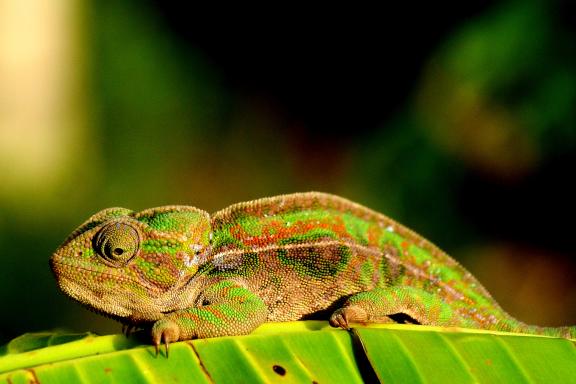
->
<box><xmin>517</xmin><ymin>324</ymin><xmax>576</xmax><ymax>339</ymax></box>
<box><xmin>540</xmin><ymin>326</ymin><xmax>576</xmax><ymax>339</ymax></box>
<box><xmin>495</xmin><ymin>316</ymin><xmax>575</xmax><ymax>339</ymax></box>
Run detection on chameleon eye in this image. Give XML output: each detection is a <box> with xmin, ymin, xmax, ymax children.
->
<box><xmin>94</xmin><ymin>222</ymin><xmax>140</xmax><ymax>266</ymax></box>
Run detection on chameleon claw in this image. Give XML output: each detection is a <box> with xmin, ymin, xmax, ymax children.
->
<box><xmin>151</xmin><ymin>319</ymin><xmax>179</xmax><ymax>358</ymax></box>
<box><xmin>330</xmin><ymin>306</ymin><xmax>369</xmax><ymax>330</ymax></box>
<box><xmin>122</xmin><ymin>324</ymin><xmax>135</xmax><ymax>336</ymax></box>
<box><xmin>339</xmin><ymin>317</ymin><xmax>351</xmax><ymax>330</ymax></box>
<box><xmin>329</xmin><ymin>308</ymin><xmax>350</xmax><ymax>330</ymax></box>
<box><xmin>153</xmin><ymin>333</ymin><xmax>170</xmax><ymax>357</ymax></box>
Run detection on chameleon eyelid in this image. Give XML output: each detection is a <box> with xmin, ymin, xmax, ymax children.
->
<box><xmin>94</xmin><ymin>220</ymin><xmax>141</xmax><ymax>267</ymax></box>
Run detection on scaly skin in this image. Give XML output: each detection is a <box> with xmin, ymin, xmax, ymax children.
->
<box><xmin>50</xmin><ymin>192</ymin><xmax>575</xmax><ymax>352</ymax></box>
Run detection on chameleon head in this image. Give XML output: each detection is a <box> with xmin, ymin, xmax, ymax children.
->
<box><xmin>50</xmin><ymin>205</ymin><xmax>212</xmax><ymax>324</ymax></box>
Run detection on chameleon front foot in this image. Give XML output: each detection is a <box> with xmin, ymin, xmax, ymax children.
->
<box><xmin>121</xmin><ymin>324</ymin><xmax>138</xmax><ymax>336</ymax></box>
<box><xmin>329</xmin><ymin>305</ymin><xmax>369</xmax><ymax>329</ymax></box>
<box><xmin>152</xmin><ymin>319</ymin><xmax>180</xmax><ymax>357</ymax></box>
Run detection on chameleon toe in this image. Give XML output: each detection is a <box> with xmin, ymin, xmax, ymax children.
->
<box><xmin>152</xmin><ymin>319</ymin><xmax>181</xmax><ymax>356</ymax></box>
<box><xmin>329</xmin><ymin>308</ymin><xmax>350</xmax><ymax>329</ymax></box>
<box><xmin>330</xmin><ymin>305</ymin><xmax>371</xmax><ymax>329</ymax></box>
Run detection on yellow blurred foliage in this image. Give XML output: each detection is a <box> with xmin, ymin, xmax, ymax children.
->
<box><xmin>0</xmin><ymin>0</ymin><xmax>89</xmax><ymax>205</ymax></box>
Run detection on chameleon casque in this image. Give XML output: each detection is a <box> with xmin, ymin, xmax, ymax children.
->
<box><xmin>50</xmin><ymin>192</ymin><xmax>575</xmax><ymax>352</ymax></box>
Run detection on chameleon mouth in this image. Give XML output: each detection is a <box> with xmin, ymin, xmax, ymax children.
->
<box><xmin>51</xmin><ymin>261</ymin><xmax>133</xmax><ymax>319</ymax></box>
<box><xmin>50</xmin><ymin>257</ymin><xmax>140</xmax><ymax>287</ymax></box>
<box><xmin>49</xmin><ymin>252</ymin><xmax>183</xmax><ymax>292</ymax></box>
<box><xmin>49</xmin><ymin>257</ymin><xmax>182</xmax><ymax>323</ymax></box>
<box><xmin>50</xmin><ymin>256</ymin><xmax>148</xmax><ymax>320</ymax></box>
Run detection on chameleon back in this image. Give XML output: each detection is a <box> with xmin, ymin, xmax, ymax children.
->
<box><xmin>206</xmin><ymin>192</ymin><xmax>508</xmax><ymax>325</ymax></box>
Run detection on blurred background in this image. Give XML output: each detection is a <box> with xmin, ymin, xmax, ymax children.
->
<box><xmin>1</xmin><ymin>0</ymin><xmax>575</xmax><ymax>343</ymax></box>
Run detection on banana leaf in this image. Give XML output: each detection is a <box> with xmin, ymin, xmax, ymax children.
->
<box><xmin>1</xmin><ymin>322</ymin><xmax>575</xmax><ymax>383</ymax></box>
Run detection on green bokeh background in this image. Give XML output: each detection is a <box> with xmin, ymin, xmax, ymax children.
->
<box><xmin>1</xmin><ymin>0</ymin><xmax>574</xmax><ymax>343</ymax></box>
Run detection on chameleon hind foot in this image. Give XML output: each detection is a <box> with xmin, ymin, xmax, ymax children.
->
<box><xmin>329</xmin><ymin>286</ymin><xmax>456</xmax><ymax>330</ymax></box>
<box><xmin>330</xmin><ymin>305</ymin><xmax>371</xmax><ymax>329</ymax></box>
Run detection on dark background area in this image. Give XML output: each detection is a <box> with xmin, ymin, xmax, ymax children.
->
<box><xmin>0</xmin><ymin>0</ymin><xmax>574</xmax><ymax>343</ymax></box>
<box><xmin>152</xmin><ymin>2</ymin><xmax>494</xmax><ymax>138</ymax></box>
<box><xmin>151</xmin><ymin>1</ymin><xmax>575</xmax><ymax>253</ymax></box>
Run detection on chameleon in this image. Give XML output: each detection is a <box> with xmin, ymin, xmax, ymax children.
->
<box><xmin>50</xmin><ymin>192</ymin><xmax>575</xmax><ymax>353</ymax></box>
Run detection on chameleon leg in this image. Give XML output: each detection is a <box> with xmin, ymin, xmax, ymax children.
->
<box><xmin>151</xmin><ymin>279</ymin><xmax>267</xmax><ymax>350</ymax></box>
<box><xmin>330</xmin><ymin>286</ymin><xmax>467</xmax><ymax>329</ymax></box>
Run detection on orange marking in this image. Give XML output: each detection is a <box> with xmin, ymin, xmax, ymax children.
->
<box><xmin>204</xmin><ymin>305</ymin><xmax>227</xmax><ymax>319</ymax></box>
<box><xmin>366</xmin><ymin>226</ymin><xmax>381</xmax><ymax>245</ymax></box>
<box><xmin>182</xmin><ymin>312</ymin><xmax>201</xmax><ymax>321</ymax></box>
<box><xmin>234</xmin><ymin>219</ymin><xmax>343</xmax><ymax>246</ymax></box>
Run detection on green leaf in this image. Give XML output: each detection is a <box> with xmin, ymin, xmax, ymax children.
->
<box><xmin>1</xmin><ymin>322</ymin><xmax>575</xmax><ymax>383</ymax></box>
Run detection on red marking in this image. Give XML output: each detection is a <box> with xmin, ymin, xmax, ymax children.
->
<box><xmin>401</xmin><ymin>241</ymin><xmax>409</xmax><ymax>249</ymax></box>
<box><xmin>230</xmin><ymin>225</ymin><xmax>243</xmax><ymax>238</ymax></box>
<box><xmin>231</xmin><ymin>217</ymin><xmax>351</xmax><ymax>247</ymax></box>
